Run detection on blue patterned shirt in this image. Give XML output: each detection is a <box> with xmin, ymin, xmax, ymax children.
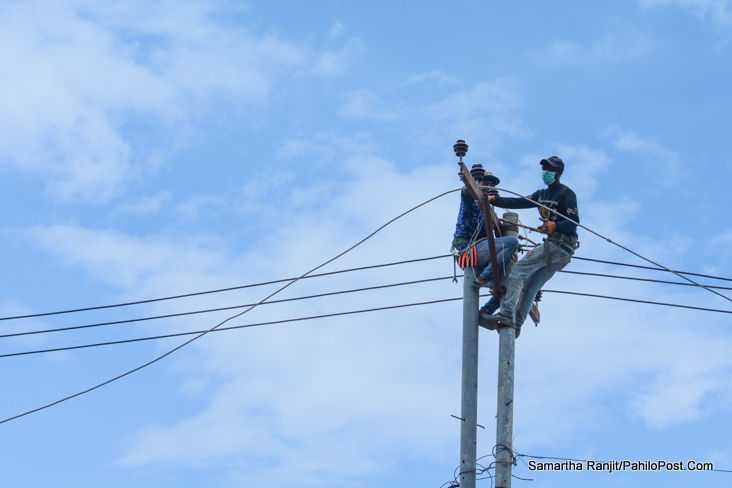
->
<box><xmin>452</xmin><ymin>190</ymin><xmax>486</xmax><ymax>249</ymax></box>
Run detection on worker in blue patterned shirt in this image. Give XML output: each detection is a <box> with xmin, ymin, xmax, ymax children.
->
<box><xmin>451</xmin><ymin>164</ymin><xmax>519</xmax><ymax>297</ymax></box>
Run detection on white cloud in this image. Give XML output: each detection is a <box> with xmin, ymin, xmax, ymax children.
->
<box><xmin>306</xmin><ymin>38</ymin><xmax>362</xmax><ymax>78</ymax></box>
<box><xmin>175</xmin><ymin>194</ymin><xmax>226</xmax><ymax>221</ymax></box>
<box><xmin>405</xmin><ymin>70</ymin><xmax>461</xmax><ymax>86</ymax></box>
<box><xmin>418</xmin><ymin>78</ymin><xmax>527</xmax><ymax>155</ymax></box>
<box><xmin>609</xmin><ymin>127</ymin><xmax>683</xmax><ymax>184</ymax></box>
<box><xmin>0</xmin><ymin>0</ymin><xmax>346</xmax><ymax>203</ymax></box>
<box><xmin>628</xmin><ymin>331</ymin><xmax>732</xmax><ymax>428</ymax></box>
<box><xmin>337</xmin><ymin>89</ymin><xmax>408</xmax><ymax>121</ymax></box>
<box><xmin>328</xmin><ymin>20</ymin><xmax>345</xmax><ymax>39</ymax></box>
<box><xmin>554</xmin><ymin>144</ymin><xmax>612</xmax><ymax>198</ymax></box>
<box><xmin>640</xmin><ymin>0</ymin><xmax>732</xmax><ymax>29</ymax></box>
<box><xmin>22</xmin><ymin>224</ymin><xmax>229</xmax><ymax>291</ymax></box>
<box><xmin>536</xmin><ymin>23</ymin><xmax>655</xmax><ymax>65</ymax></box>
<box><xmin>116</xmin><ymin>191</ymin><xmax>171</xmax><ymax>216</ymax></box>
<box><xmin>276</xmin><ymin>131</ymin><xmax>377</xmax><ymax>164</ymax></box>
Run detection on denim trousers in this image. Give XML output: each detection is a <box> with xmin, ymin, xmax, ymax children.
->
<box><xmin>475</xmin><ymin>236</ymin><xmax>519</xmax><ymax>282</ymax></box>
<box><xmin>500</xmin><ymin>240</ymin><xmax>572</xmax><ymax>327</ymax></box>
<box><xmin>474</xmin><ymin>236</ymin><xmax>519</xmax><ymax>315</ymax></box>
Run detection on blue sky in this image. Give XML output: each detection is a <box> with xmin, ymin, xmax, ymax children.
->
<box><xmin>1</xmin><ymin>1</ymin><xmax>731</xmax><ymax>487</ymax></box>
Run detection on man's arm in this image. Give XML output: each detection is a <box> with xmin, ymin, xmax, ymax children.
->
<box><xmin>488</xmin><ymin>190</ymin><xmax>538</xmax><ymax>210</ymax></box>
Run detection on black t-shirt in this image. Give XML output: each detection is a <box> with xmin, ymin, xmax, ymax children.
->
<box><xmin>493</xmin><ymin>183</ymin><xmax>579</xmax><ymax>239</ymax></box>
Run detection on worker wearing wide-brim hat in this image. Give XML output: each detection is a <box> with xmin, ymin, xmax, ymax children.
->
<box><xmin>451</xmin><ymin>164</ymin><xmax>519</xmax><ymax>301</ymax></box>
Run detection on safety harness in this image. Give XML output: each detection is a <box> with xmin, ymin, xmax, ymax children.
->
<box><xmin>543</xmin><ymin>233</ymin><xmax>579</xmax><ymax>272</ymax></box>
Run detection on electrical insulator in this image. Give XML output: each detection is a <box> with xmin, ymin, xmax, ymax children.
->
<box><xmin>453</xmin><ymin>139</ymin><xmax>468</xmax><ymax>158</ymax></box>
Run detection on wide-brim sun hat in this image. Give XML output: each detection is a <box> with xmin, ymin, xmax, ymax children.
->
<box><xmin>483</xmin><ymin>172</ymin><xmax>500</xmax><ymax>185</ymax></box>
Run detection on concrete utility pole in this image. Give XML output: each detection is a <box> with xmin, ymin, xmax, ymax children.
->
<box><xmin>494</xmin><ymin>212</ymin><xmax>519</xmax><ymax>488</ymax></box>
<box><xmin>459</xmin><ymin>265</ymin><xmax>479</xmax><ymax>488</ymax></box>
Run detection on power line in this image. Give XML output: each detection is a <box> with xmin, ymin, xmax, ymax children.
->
<box><xmin>0</xmin><ymin>188</ymin><xmax>461</xmax><ymax>426</ymax></box>
<box><xmin>4</xmin><ymin>287</ymin><xmax>731</xmax><ymax>359</ymax></box>
<box><xmin>4</xmin><ymin>184</ymin><xmax>732</xmax><ymax>425</ymax></box>
<box><xmin>0</xmin><ymin>255</ymin><xmax>451</xmax><ymax>322</ymax></box>
<box><xmin>541</xmin><ymin>289</ymin><xmax>732</xmax><ymax>314</ymax></box>
<box><xmin>0</xmin><ymin>296</ymin><xmax>464</xmax><ymax>358</ymax></box>
<box><xmin>572</xmin><ymin>256</ymin><xmax>732</xmax><ymax>283</ymax></box>
<box><xmin>558</xmin><ymin>270</ymin><xmax>732</xmax><ymax>291</ymax></box>
<box><xmin>5</xmin><ymin>265</ymin><xmax>730</xmax><ymax>341</ymax></box>
<box><xmin>3</xmin><ymin>253</ymin><xmax>729</xmax><ymax>340</ymax></box>
<box><xmin>2</xmin><ymin>252</ymin><xmax>729</xmax><ymax>324</ymax></box>
<box><xmin>0</xmin><ymin>276</ymin><xmax>456</xmax><ymax>339</ymax></box>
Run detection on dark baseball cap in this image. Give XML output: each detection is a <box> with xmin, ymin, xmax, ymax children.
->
<box><xmin>540</xmin><ymin>156</ymin><xmax>564</xmax><ymax>172</ymax></box>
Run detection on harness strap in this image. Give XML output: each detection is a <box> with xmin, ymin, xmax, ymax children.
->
<box><xmin>544</xmin><ymin>241</ymin><xmax>553</xmax><ymax>273</ymax></box>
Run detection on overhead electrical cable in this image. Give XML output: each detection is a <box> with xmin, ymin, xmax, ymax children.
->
<box><xmin>540</xmin><ymin>289</ymin><xmax>732</xmax><ymax>314</ymax></box>
<box><xmin>494</xmin><ymin>186</ymin><xmax>732</xmax><ymax>305</ymax></box>
<box><xmin>0</xmin><ymin>188</ymin><xmax>461</xmax><ymax>426</ymax></box>
<box><xmin>0</xmin><ymin>297</ymin><xmax>466</xmax><ymax>358</ymax></box>
<box><xmin>0</xmin><ymin>255</ymin><xmax>450</xmax><ymax>322</ymax></box>
<box><xmin>4</xmin><ymin>265</ymin><xmax>729</xmax><ymax>341</ymax></box>
<box><xmin>4</xmin><ymin>288</ymin><xmax>731</xmax><ymax>359</ymax></box>
<box><xmin>0</xmin><ymin>276</ymin><xmax>456</xmax><ymax>339</ymax></box>
<box><xmin>2</xmin><ymin>253</ymin><xmax>729</xmax><ymax>324</ymax></box>
<box><xmin>558</xmin><ymin>270</ymin><xmax>732</xmax><ymax>291</ymax></box>
<box><xmin>3</xmin><ymin>185</ymin><xmax>731</xmax><ymax>425</ymax></box>
<box><xmin>573</xmin><ymin>256</ymin><xmax>732</xmax><ymax>283</ymax></box>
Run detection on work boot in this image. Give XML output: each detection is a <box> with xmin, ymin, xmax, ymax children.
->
<box><xmin>471</xmin><ymin>278</ymin><xmax>492</xmax><ymax>289</ymax></box>
<box><xmin>480</xmin><ymin>312</ymin><xmax>515</xmax><ymax>331</ymax></box>
<box><xmin>478</xmin><ymin>310</ymin><xmax>497</xmax><ymax>330</ymax></box>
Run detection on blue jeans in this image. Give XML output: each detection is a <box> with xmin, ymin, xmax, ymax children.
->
<box><xmin>475</xmin><ymin>236</ymin><xmax>519</xmax><ymax>315</ymax></box>
<box><xmin>499</xmin><ymin>240</ymin><xmax>572</xmax><ymax>327</ymax></box>
<box><xmin>475</xmin><ymin>236</ymin><xmax>519</xmax><ymax>282</ymax></box>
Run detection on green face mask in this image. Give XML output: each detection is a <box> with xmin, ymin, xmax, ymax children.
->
<box><xmin>542</xmin><ymin>170</ymin><xmax>556</xmax><ymax>185</ymax></box>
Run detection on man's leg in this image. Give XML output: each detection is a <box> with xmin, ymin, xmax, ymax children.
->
<box><xmin>475</xmin><ymin>237</ymin><xmax>518</xmax><ymax>314</ymax></box>
<box><xmin>497</xmin><ymin>242</ymin><xmax>552</xmax><ymax>322</ymax></box>
<box><xmin>514</xmin><ymin>243</ymin><xmax>573</xmax><ymax>330</ymax></box>
<box><xmin>480</xmin><ymin>296</ymin><xmax>500</xmax><ymax>315</ymax></box>
<box><xmin>475</xmin><ymin>236</ymin><xmax>518</xmax><ymax>282</ymax></box>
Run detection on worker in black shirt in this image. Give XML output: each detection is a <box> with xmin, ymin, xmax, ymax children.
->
<box><xmin>482</xmin><ymin>156</ymin><xmax>579</xmax><ymax>338</ymax></box>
